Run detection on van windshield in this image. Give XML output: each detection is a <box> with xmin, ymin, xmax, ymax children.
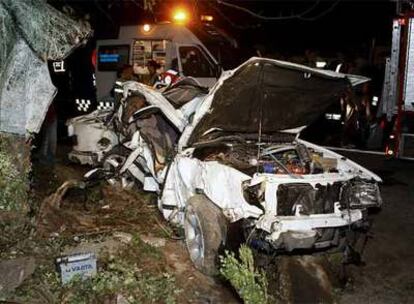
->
<box><xmin>132</xmin><ymin>39</ymin><xmax>169</xmax><ymax>70</ymax></box>
<box><xmin>179</xmin><ymin>46</ymin><xmax>216</xmax><ymax>78</ymax></box>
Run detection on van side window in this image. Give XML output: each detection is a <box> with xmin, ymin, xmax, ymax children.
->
<box><xmin>179</xmin><ymin>46</ymin><xmax>215</xmax><ymax>77</ymax></box>
<box><xmin>97</xmin><ymin>45</ymin><xmax>130</xmax><ymax>71</ymax></box>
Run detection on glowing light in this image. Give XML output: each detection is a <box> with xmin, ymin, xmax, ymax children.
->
<box><xmin>316</xmin><ymin>61</ymin><xmax>327</xmax><ymax>68</ymax></box>
<box><xmin>372</xmin><ymin>96</ymin><xmax>379</xmax><ymax>106</ymax></box>
<box><xmin>172</xmin><ymin>8</ymin><xmax>188</xmax><ymax>23</ymax></box>
<box><xmin>201</xmin><ymin>15</ymin><xmax>213</xmax><ymax>22</ymax></box>
<box><xmin>387</xmin><ymin>149</ymin><xmax>394</xmax><ymax>156</ymax></box>
<box><xmin>143</xmin><ymin>24</ymin><xmax>151</xmax><ymax>32</ymax></box>
<box><xmin>325</xmin><ymin>113</ymin><xmax>341</xmax><ymax>121</ymax></box>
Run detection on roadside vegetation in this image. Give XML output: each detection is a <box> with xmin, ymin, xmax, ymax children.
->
<box><xmin>9</xmin><ymin>234</ymin><xmax>180</xmax><ymax>304</ymax></box>
<box><xmin>0</xmin><ymin>134</ymin><xmax>29</xmax><ymax>212</ymax></box>
<box><xmin>220</xmin><ymin>245</ymin><xmax>271</xmax><ymax>304</ymax></box>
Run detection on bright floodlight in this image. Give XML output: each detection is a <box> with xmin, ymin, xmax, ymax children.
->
<box><xmin>173</xmin><ymin>8</ymin><xmax>188</xmax><ymax>23</ymax></box>
<box><xmin>143</xmin><ymin>24</ymin><xmax>151</xmax><ymax>32</ymax></box>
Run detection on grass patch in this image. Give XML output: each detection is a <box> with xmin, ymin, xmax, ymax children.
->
<box><xmin>62</xmin><ymin>257</ymin><xmax>178</xmax><ymax>304</ymax></box>
<box><xmin>9</xmin><ymin>234</ymin><xmax>180</xmax><ymax>304</ymax></box>
<box><xmin>0</xmin><ymin>134</ymin><xmax>29</xmax><ymax>212</ymax></box>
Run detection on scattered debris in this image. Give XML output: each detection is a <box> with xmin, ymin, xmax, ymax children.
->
<box><xmin>62</xmin><ymin>238</ymin><xmax>126</xmax><ymax>257</ymax></box>
<box><xmin>35</xmin><ymin>181</ymin><xmax>162</xmax><ymax>238</ymax></box>
<box><xmin>140</xmin><ymin>235</ymin><xmax>166</xmax><ymax>248</ymax></box>
<box><xmin>112</xmin><ymin>232</ymin><xmax>133</xmax><ymax>244</ymax></box>
<box><xmin>56</xmin><ymin>253</ymin><xmax>97</xmax><ymax>284</ymax></box>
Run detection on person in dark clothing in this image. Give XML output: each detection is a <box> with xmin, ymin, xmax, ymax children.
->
<box><xmin>145</xmin><ymin>60</ymin><xmax>161</xmax><ymax>86</ymax></box>
<box><xmin>39</xmin><ymin>102</ymin><xmax>57</xmax><ymax>163</ymax></box>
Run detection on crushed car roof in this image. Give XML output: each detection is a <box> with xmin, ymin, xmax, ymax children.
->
<box><xmin>182</xmin><ymin>57</ymin><xmax>370</xmax><ymax>146</ymax></box>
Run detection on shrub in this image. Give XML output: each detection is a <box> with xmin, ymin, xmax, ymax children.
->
<box><xmin>220</xmin><ymin>245</ymin><xmax>268</xmax><ymax>304</ymax></box>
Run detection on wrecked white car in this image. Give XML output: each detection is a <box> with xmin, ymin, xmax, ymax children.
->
<box><xmin>74</xmin><ymin>58</ymin><xmax>382</xmax><ymax>275</ymax></box>
<box><xmin>67</xmin><ymin>78</ymin><xmax>208</xmax><ymax>165</ymax></box>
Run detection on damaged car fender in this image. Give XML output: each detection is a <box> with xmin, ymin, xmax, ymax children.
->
<box><xmin>159</xmin><ymin>155</ymin><xmax>263</xmax><ymax>225</ymax></box>
<box><xmin>297</xmin><ymin>139</ymin><xmax>382</xmax><ymax>182</ymax></box>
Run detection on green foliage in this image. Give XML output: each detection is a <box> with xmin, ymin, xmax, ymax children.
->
<box><xmin>12</xmin><ymin>234</ymin><xmax>180</xmax><ymax>304</ymax></box>
<box><xmin>62</xmin><ymin>235</ymin><xmax>178</xmax><ymax>303</ymax></box>
<box><xmin>220</xmin><ymin>245</ymin><xmax>268</xmax><ymax>304</ymax></box>
<box><xmin>63</xmin><ymin>262</ymin><xmax>178</xmax><ymax>304</ymax></box>
<box><xmin>0</xmin><ymin>137</ymin><xmax>29</xmax><ymax>212</ymax></box>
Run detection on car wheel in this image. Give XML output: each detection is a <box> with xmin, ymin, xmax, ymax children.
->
<box><xmin>184</xmin><ymin>195</ymin><xmax>227</xmax><ymax>276</ymax></box>
<box><xmin>102</xmin><ymin>147</ymin><xmax>135</xmax><ymax>189</ymax></box>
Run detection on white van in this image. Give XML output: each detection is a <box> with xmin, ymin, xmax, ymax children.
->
<box><xmin>96</xmin><ymin>22</ymin><xmax>223</xmax><ymax>98</ymax></box>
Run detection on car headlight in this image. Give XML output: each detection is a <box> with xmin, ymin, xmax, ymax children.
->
<box><xmin>341</xmin><ymin>179</ymin><xmax>382</xmax><ymax>209</ymax></box>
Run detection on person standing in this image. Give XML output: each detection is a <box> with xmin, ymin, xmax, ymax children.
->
<box><xmin>145</xmin><ymin>60</ymin><xmax>161</xmax><ymax>86</ymax></box>
<box><xmin>39</xmin><ymin>102</ymin><xmax>57</xmax><ymax>164</ymax></box>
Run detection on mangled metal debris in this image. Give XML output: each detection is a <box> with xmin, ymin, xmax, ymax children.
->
<box><xmin>68</xmin><ymin>57</ymin><xmax>383</xmax><ymax>275</ymax></box>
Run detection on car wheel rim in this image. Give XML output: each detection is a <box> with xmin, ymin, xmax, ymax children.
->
<box><xmin>184</xmin><ymin>207</ymin><xmax>204</xmax><ymax>267</ymax></box>
<box><xmin>103</xmin><ymin>155</ymin><xmax>125</xmax><ymax>171</ymax></box>
<box><xmin>103</xmin><ymin>154</ymin><xmax>127</xmax><ymax>186</ymax></box>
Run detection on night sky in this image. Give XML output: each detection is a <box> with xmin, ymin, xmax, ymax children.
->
<box><xmin>234</xmin><ymin>1</ymin><xmax>396</xmax><ymax>55</ymax></box>
<box><xmin>53</xmin><ymin>0</ymin><xmax>397</xmax><ymax>57</ymax></box>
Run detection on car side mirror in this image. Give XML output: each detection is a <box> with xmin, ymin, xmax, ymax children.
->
<box><xmin>129</xmin><ymin>105</ymin><xmax>160</xmax><ymax>123</ymax></box>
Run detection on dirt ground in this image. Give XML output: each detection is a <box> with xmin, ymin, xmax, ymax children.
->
<box><xmin>3</xmin><ymin>146</ymin><xmax>414</xmax><ymax>303</ymax></box>
<box><xmin>28</xmin><ymin>157</ymin><xmax>239</xmax><ymax>303</ymax></box>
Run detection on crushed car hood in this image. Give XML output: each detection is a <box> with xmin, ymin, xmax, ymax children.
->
<box><xmin>181</xmin><ymin>57</ymin><xmax>369</xmax><ymax>147</ymax></box>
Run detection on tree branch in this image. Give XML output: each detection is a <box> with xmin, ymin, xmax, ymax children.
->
<box><xmin>216</xmin><ymin>0</ymin><xmax>321</xmax><ymax>21</ymax></box>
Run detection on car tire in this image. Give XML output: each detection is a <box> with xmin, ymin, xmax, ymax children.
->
<box><xmin>102</xmin><ymin>145</ymin><xmax>135</xmax><ymax>189</ymax></box>
<box><xmin>184</xmin><ymin>195</ymin><xmax>228</xmax><ymax>276</ymax></box>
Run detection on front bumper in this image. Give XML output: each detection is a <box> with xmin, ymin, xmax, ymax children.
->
<box><xmin>256</xmin><ymin>202</ymin><xmax>363</xmax><ymax>251</ymax></box>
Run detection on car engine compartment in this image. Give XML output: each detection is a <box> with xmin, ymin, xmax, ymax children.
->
<box><xmin>192</xmin><ymin>137</ymin><xmax>382</xmax><ymax>229</ymax></box>
<box><xmin>192</xmin><ymin>137</ymin><xmax>341</xmax><ymax>177</ymax></box>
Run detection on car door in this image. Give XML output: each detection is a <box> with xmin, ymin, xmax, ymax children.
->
<box><xmin>118</xmin><ymin>82</ymin><xmax>201</xmax><ymax>192</ymax></box>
